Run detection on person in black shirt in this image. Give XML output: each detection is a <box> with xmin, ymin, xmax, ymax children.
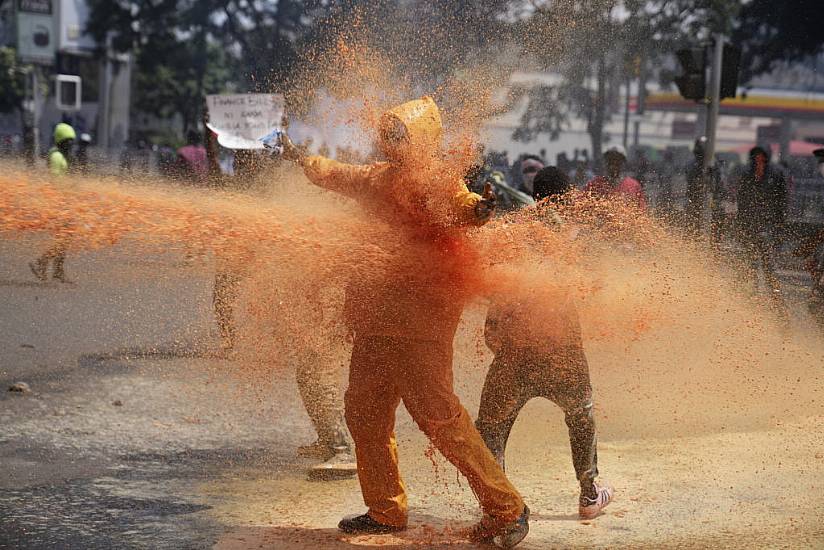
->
<box><xmin>732</xmin><ymin>146</ymin><xmax>787</xmax><ymax>314</ymax></box>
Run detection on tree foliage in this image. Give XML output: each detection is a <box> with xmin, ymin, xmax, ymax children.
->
<box><xmin>512</xmin><ymin>1</ymin><xmax>627</xmax><ymax>160</ymax></box>
<box><xmin>0</xmin><ymin>46</ymin><xmax>26</xmax><ymax>114</ymax></box>
<box><xmin>733</xmin><ymin>0</ymin><xmax>824</xmax><ymax>81</ymax></box>
<box><xmin>373</xmin><ymin>0</ymin><xmax>510</xmax><ymax>87</ymax></box>
<box><xmin>511</xmin><ymin>0</ymin><xmax>740</xmax><ymax>159</ymax></box>
<box><xmin>85</xmin><ymin>0</ymin><xmax>516</xmax><ymax>129</ymax></box>
<box><xmin>133</xmin><ymin>41</ymin><xmax>232</xmax><ymax>133</ymax></box>
<box><xmin>288</xmin><ymin>0</ymin><xmax>512</xmax><ymax>109</ymax></box>
<box><xmin>85</xmin><ymin>0</ymin><xmax>328</xmax><ymax>130</ymax></box>
<box><xmin>83</xmin><ymin>0</ymin><xmax>768</xmax><ymax>154</ymax></box>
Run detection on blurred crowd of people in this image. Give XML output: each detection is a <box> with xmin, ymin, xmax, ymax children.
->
<box><xmin>464</xmin><ymin>141</ymin><xmax>824</xmax><ymax>326</ymax></box>
<box><xmin>18</xmin><ymin>119</ymin><xmax>824</xmax><ymax>327</ymax></box>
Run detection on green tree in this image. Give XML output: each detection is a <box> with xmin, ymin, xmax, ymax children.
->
<box><xmin>134</xmin><ymin>41</ymin><xmax>231</xmax><ymax>134</ymax></box>
<box><xmin>85</xmin><ymin>0</ymin><xmax>327</xmax><ymax>132</ymax></box>
<box><xmin>292</xmin><ymin>0</ymin><xmax>511</xmax><ymax>108</ymax></box>
<box><xmin>85</xmin><ymin>0</ymin><xmax>516</xmax><ymax>130</ymax></box>
<box><xmin>512</xmin><ymin>1</ymin><xmax>626</xmax><ymax>162</ymax></box>
<box><xmin>512</xmin><ymin>0</ymin><xmax>740</xmax><ymax>162</ymax></box>
<box><xmin>733</xmin><ymin>0</ymin><xmax>824</xmax><ymax>81</ymax></box>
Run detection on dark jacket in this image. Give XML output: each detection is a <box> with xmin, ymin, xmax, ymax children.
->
<box><xmin>686</xmin><ymin>159</ymin><xmax>724</xmax><ymax>204</ymax></box>
<box><xmin>734</xmin><ymin>165</ymin><xmax>787</xmax><ymax>236</ymax></box>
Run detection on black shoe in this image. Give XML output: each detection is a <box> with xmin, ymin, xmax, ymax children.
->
<box><xmin>338</xmin><ymin>513</ymin><xmax>405</xmax><ymax>534</ymax></box>
<box><xmin>469</xmin><ymin>505</ymin><xmax>530</xmax><ymax>548</ymax></box>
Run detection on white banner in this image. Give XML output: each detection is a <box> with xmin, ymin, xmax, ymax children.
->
<box><xmin>206</xmin><ymin>94</ymin><xmax>284</xmax><ymax>150</ymax></box>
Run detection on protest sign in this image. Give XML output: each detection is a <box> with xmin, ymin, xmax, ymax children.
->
<box><xmin>205</xmin><ymin>94</ymin><xmax>284</xmax><ymax>150</ymax></box>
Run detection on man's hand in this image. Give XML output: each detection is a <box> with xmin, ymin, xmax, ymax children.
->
<box><xmin>261</xmin><ymin>128</ymin><xmax>304</xmax><ymax>163</ymax></box>
<box><xmin>474</xmin><ymin>182</ymin><xmax>497</xmax><ymax>223</ymax></box>
<box><xmin>280</xmin><ymin>132</ymin><xmax>304</xmax><ymax>163</ymax></box>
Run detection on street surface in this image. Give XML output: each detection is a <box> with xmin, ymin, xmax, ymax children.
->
<box><xmin>1</xmin><ymin>236</ymin><xmax>823</xmax><ymax>549</ymax></box>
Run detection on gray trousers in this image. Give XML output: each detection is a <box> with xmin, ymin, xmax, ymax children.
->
<box><xmin>213</xmin><ymin>269</ymin><xmax>350</xmax><ymax>452</ymax></box>
<box><xmin>34</xmin><ymin>238</ymin><xmax>69</xmax><ymax>279</ymax></box>
<box><xmin>296</xmin><ymin>349</ymin><xmax>350</xmax><ymax>451</ymax></box>
<box><xmin>475</xmin><ymin>344</ymin><xmax>598</xmax><ymax>492</ymax></box>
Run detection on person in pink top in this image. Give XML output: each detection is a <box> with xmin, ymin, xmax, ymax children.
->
<box><xmin>175</xmin><ymin>130</ymin><xmax>209</xmax><ymax>183</ymax></box>
<box><xmin>584</xmin><ymin>145</ymin><xmax>646</xmax><ymax>209</ymax></box>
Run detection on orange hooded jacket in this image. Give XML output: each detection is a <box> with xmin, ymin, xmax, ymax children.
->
<box><xmin>300</xmin><ymin>97</ymin><xmax>485</xmax><ymax>341</ymax></box>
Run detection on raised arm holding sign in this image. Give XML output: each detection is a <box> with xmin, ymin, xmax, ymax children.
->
<box><xmin>205</xmin><ymin>94</ymin><xmax>285</xmax><ymax>150</ymax></box>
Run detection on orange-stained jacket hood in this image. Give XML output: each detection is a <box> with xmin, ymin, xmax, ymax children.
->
<box><xmin>377</xmin><ymin>96</ymin><xmax>443</xmax><ymax>162</ymax></box>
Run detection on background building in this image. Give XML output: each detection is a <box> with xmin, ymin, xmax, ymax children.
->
<box><xmin>0</xmin><ymin>0</ymin><xmax>131</xmax><ymax>157</ymax></box>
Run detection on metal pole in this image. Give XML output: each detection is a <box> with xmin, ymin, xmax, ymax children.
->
<box><xmin>701</xmin><ymin>35</ymin><xmax>724</xmax><ymax>238</ymax></box>
<box><xmin>32</xmin><ymin>67</ymin><xmax>40</xmax><ymax>158</ymax></box>
<box><xmin>99</xmin><ymin>34</ymin><xmax>113</xmax><ymax>150</ymax></box>
<box><xmin>622</xmin><ymin>75</ymin><xmax>631</xmax><ymax>150</ymax></box>
<box><xmin>703</xmin><ymin>34</ymin><xmax>724</xmax><ymax>172</ymax></box>
<box><xmin>633</xmin><ymin>56</ymin><xmax>646</xmax><ymax>147</ymax></box>
<box><xmin>22</xmin><ymin>66</ymin><xmax>35</xmax><ymax>166</ymax></box>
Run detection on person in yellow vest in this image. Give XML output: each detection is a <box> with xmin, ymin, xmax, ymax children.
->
<box><xmin>30</xmin><ymin>123</ymin><xmax>75</xmax><ymax>282</ymax></box>
<box><xmin>278</xmin><ymin>97</ymin><xmax>529</xmax><ymax>548</ymax></box>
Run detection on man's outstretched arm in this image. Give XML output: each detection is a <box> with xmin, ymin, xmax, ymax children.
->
<box><xmin>280</xmin><ymin>132</ymin><xmax>375</xmax><ymax>199</ymax></box>
<box><xmin>301</xmin><ymin>156</ymin><xmax>376</xmax><ymax>200</ymax></box>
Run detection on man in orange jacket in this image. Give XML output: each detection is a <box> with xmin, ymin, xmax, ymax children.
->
<box><xmin>279</xmin><ymin>97</ymin><xmax>529</xmax><ymax>548</ymax></box>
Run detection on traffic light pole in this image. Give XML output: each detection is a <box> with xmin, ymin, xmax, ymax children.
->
<box><xmin>22</xmin><ymin>65</ymin><xmax>42</xmax><ymax>167</ymax></box>
<box><xmin>700</xmin><ymin>35</ymin><xmax>725</xmax><ymax>238</ymax></box>
<box><xmin>703</xmin><ymin>34</ymin><xmax>725</xmax><ymax>173</ymax></box>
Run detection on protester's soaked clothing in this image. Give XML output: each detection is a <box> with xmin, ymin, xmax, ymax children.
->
<box><xmin>300</xmin><ymin>155</ymin><xmax>483</xmax><ymax>343</ymax></box>
<box><xmin>296</xmin><ymin>347</ymin><xmax>350</xmax><ymax>453</ymax></box>
<box><xmin>33</xmin><ymin>148</ymin><xmax>72</xmax><ymax>281</ymax></box>
<box><xmin>738</xmin><ymin>229</ymin><xmax>784</xmax><ymax>297</ymax></box>
<box><xmin>476</xmin><ymin>296</ymin><xmax>598</xmax><ymax>492</ymax></box>
<box><xmin>31</xmin><ymin>238</ymin><xmax>69</xmax><ymax>281</ymax></box>
<box><xmin>810</xmin><ymin>241</ymin><xmax>824</xmax><ymax>325</ymax></box>
<box><xmin>685</xmin><ymin>159</ymin><xmax>724</xmax><ymax>236</ymax></box>
<box><xmin>48</xmin><ymin>147</ymin><xmax>69</xmax><ymax>177</ymax></box>
<box><xmin>282</xmin><ymin>281</ymin><xmax>354</xmax><ymax>455</ymax></box>
<box><xmin>339</xmin><ymin>228</ymin><xmax>475</xmax><ymax>342</ymax></box>
<box><xmin>476</xmin><ymin>346</ymin><xmax>597</xmax><ymax>489</ymax></box>
<box><xmin>212</xmin><ymin>255</ymin><xmax>352</xmax><ymax>455</ymax></box>
<box><xmin>176</xmin><ymin>144</ymin><xmax>209</xmax><ymax>181</ymax></box>
<box><xmin>734</xmin><ymin>166</ymin><xmax>787</xmax><ymax>238</ymax></box>
<box><xmin>732</xmin><ymin>165</ymin><xmax>788</xmax><ymax>311</ymax></box>
<box><xmin>345</xmin><ymin>335</ymin><xmax>524</xmax><ymax>527</ymax></box>
<box><xmin>299</xmin><ymin>97</ymin><xmax>524</xmax><ymax>526</ymax></box>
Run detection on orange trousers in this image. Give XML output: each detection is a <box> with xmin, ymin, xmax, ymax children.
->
<box><xmin>344</xmin><ymin>335</ymin><xmax>524</xmax><ymax>527</ymax></box>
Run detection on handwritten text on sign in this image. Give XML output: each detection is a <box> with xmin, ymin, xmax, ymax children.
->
<box><xmin>206</xmin><ymin>94</ymin><xmax>284</xmax><ymax>150</ymax></box>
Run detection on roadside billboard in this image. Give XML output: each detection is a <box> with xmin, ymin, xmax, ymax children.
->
<box><xmin>16</xmin><ymin>0</ymin><xmax>55</xmax><ymax>64</ymax></box>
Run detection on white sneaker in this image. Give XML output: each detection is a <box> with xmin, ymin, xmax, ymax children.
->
<box><xmin>578</xmin><ymin>481</ymin><xmax>614</xmax><ymax>519</ymax></box>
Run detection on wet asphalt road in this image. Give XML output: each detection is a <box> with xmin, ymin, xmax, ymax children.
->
<box><xmin>0</xmin><ymin>238</ymin><xmax>316</xmax><ymax>549</ymax></box>
<box><xmin>2</xmin><ymin>236</ymin><xmax>824</xmax><ymax>549</ymax></box>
